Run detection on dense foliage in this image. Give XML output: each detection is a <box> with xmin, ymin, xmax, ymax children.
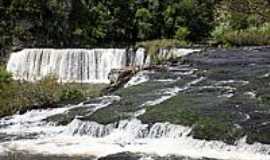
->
<box><xmin>212</xmin><ymin>0</ymin><xmax>270</xmax><ymax>46</ymax></box>
<box><xmin>0</xmin><ymin>0</ymin><xmax>269</xmax><ymax>57</ymax></box>
<box><xmin>0</xmin><ymin>0</ymin><xmax>216</xmax><ymax>51</ymax></box>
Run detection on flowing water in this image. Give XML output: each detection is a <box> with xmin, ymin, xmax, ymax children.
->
<box><xmin>1</xmin><ymin>47</ymin><xmax>270</xmax><ymax>160</ymax></box>
<box><xmin>6</xmin><ymin>48</ymin><xmax>196</xmax><ymax>83</ymax></box>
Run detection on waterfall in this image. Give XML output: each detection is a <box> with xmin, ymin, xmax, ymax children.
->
<box><xmin>7</xmin><ymin>49</ymin><xmax>137</xmax><ymax>83</ymax></box>
<box><xmin>6</xmin><ymin>48</ymin><xmax>198</xmax><ymax>83</ymax></box>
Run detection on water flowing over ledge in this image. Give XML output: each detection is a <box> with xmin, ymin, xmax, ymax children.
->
<box><xmin>3</xmin><ymin>47</ymin><xmax>270</xmax><ymax>160</ymax></box>
<box><xmin>1</xmin><ymin>117</ymin><xmax>270</xmax><ymax>160</ymax></box>
<box><xmin>64</xmin><ymin>119</ymin><xmax>191</xmax><ymax>139</ymax></box>
<box><xmin>6</xmin><ymin>48</ymin><xmax>199</xmax><ymax>83</ymax></box>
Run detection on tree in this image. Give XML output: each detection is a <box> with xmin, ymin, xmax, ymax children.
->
<box><xmin>219</xmin><ymin>0</ymin><xmax>270</xmax><ymax>28</ymax></box>
<box><xmin>0</xmin><ymin>0</ymin><xmax>224</xmax><ymax>49</ymax></box>
<box><xmin>135</xmin><ymin>8</ymin><xmax>153</xmax><ymax>40</ymax></box>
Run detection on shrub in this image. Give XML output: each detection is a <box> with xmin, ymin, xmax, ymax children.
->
<box><xmin>212</xmin><ymin>23</ymin><xmax>270</xmax><ymax>46</ymax></box>
<box><xmin>0</xmin><ymin>74</ymin><xmax>107</xmax><ymax>117</ymax></box>
<box><xmin>25</xmin><ymin>75</ymin><xmax>60</xmax><ymax>106</ymax></box>
<box><xmin>0</xmin><ymin>66</ymin><xmax>12</xmax><ymax>84</ymax></box>
<box><xmin>211</xmin><ymin>22</ymin><xmax>232</xmax><ymax>46</ymax></box>
<box><xmin>174</xmin><ymin>26</ymin><xmax>190</xmax><ymax>43</ymax></box>
<box><xmin>136</xmin><ymin>39</ymin><xmax>188</xmax><ymax>64</ymax></box>
<box><xmin>59</xmin><ymin>88</ymin><xmax>84</xmax><ymax>102</ymax></box>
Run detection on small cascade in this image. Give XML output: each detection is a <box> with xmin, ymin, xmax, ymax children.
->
<box><xmin>64</xmin><ymin>119</ymin><xmax>116</xmax><ymax>137</ymax></box>
<box><xmin>158</xmin><ymin>48</ymin><xmax>200</xmax><ymax>60</ymax></box>
<box><xmin>147</xmin><ymin>123</ymin><xmax>191</xmax><ymax>138</ymax></box>
<box><xmin>124</xmin><ymin>71</ymin><xmax>150</xmax><ymax>88</ymax></box>
<box><xmin>64</xmin><ymin>119</ymin><xmax>193</xmax><ymax>139</ymax></box>
<box><xmin>1</xmin><ymin>116</ymin><xmax>269</xmax><ymax>160</ymax></box>
<box><xmin>0</xmin><ymin>95</ymin><xmax>120</xmax><ymax>136</ymax></box>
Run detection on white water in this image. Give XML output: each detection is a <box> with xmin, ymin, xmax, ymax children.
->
<box><xmin>7</xmin><ymin>49</ymin><xmax>133</xmax><ymax>83</ymax></box>
<box><xmin>3</xmin><ymin>48</ymin><xmax>270</xmax><ymax>159</ymax></box>
<box><xmin>141</xmin><ymin>87</ymin><xmax>184</xmax><ymax>106</ymax></box>
<box><xmin>7</xmin><ymin>48</ymin><xmax>198</xmax><ymax>83</ymax></box>
<box><xmin>0</xmin><ymin>95</ymin><xmax>120</xmax><ymax>136</ymax></box>
<box><xmin>0</xmin><ymin>80</ymin><xmax>269</xmax><ymax>160</ymax></box>
<box><xmin>1</xmin><ymin>116</ymin><xmax>270</xmax><ymax>160</ymax></box>
<box><xmin>124</xmin><ymin>71</ymin><xmax>150</xmax><ymax>88</ymax></box>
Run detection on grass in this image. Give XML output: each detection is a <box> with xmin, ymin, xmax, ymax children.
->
<box><xmin>136</xmin><ymin>39</ymin><xmax>189</xmax><ymax>64</ymax></box>
<box><xmin>0</xmin><ymin>69</ymin><xmax>107</xmax><ymax>117</ymax></box>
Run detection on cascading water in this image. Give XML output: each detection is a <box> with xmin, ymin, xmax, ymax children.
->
<box><xmin>0</xmin><ymin>66</ymin><xmax>270</xmax><ymax>160</ymax></box>
<box><xmin>7</xmin><ymin>49</ymin><xmax>135</xmax><ymax>83</ymax></box>
<box><xmin>6</xmin><ymin>48</ymin><xmax>198</xmax><ymax>83</ymax></box>
<box><xmin>2</xmin><ymin>47</ymin><xmax>270</xmax><ymax>160</ymax></box>
<box><xmin>1</xmin><ymin>114</ymin><xmax>270</xmax><ymax>160</ymax></box>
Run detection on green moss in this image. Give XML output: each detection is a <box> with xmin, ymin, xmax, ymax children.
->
<box><xmin>192</xmin><ymin>118</ymin><xmax>243</xmax><ymax>144</ymax></box>
<box><xmin>258</xmin><ymin>95</ymin><xmax>270</xmax><ymax>105</ymax></box>
<box><xmin>82</xmin><ymin>110</ymin><xmax>131</xmax><ymax>125</ymax></box>
<box><xmin>139</xmin><ymin>92</ymin><xmax>244</xmax><ymax>144</ymax></box>
<box><xmin>140</xmin><ymin>92</ymin><xmax>221</xmax><ymax>124</ymax></box>
<box><xmin>247</xmin><ymin>131</ymin><xmax>270</xmax><ymax>144</ymax></box>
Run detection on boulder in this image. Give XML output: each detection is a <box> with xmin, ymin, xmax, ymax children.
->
<box><xmin>106</xmin><ymin>67</ymin><xmax>138</xmax><ymax>92</ymax></box>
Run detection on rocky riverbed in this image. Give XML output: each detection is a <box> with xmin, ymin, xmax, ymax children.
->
<box><xmin>0</xmin><ymin>47</ymin><xmax>270</xmax><ymax>160</ymax></box>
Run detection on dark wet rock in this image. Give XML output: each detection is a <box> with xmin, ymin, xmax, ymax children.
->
<box><xmin>138</xmin><ymin>46</ymin><xmax>270</xmax><ymax>144</ymax></box>
<box><xmin>0</xmin><ymin>152</ymin><xmax>219</xmax><ymax>160</ymax></box>
<box><xmin>80</xmin><ymin>71</ymin><xmax>196</xmax><ymax>124</ymax></box>
<box><xmin>108</xmin><ymin>69</ymin><xmax>134</xmax><ymax>85</ymax></box>
<box><xmin>106</xmin><ymin>68</ymin><xmax>138</xmax><ymax>92</ymax></box>
<box><xmin>0</xmin><ymin>133</ymin><xmax>39</xmax><ymax>142</ymax></box>
<box><xmin>41</xmin><ymin>46</ymin><xmax>270</xmax><ymax>144</ymax></box>
<box><xmin>106</xmin><ymin>66</ymin><xmax>167</xmax><ymax>93</ymax></box>
<box><xmin>184</xmin><ymin>46</ymin><xmax>270</xmax><ymax>66</ymax></box>
<box><xmin>0</xmin><ymin>152</ymin><xmax>95</xmax><ymax>160</ymax></box>
<box><xmin>98</xmin><ymin>152</ymin><xmax>141</xmax><ymax>160</ymax></box>
<box><xmin>98</xmin><ymin>152</ymin><xmax>219</xmax><ymax>160</ymax></box>
<box><xmin>44</xmin><ymin>106</ymin><xmax>94</xmax><ymax>125</ymax></box>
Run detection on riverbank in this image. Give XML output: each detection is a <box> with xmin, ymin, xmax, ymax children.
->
<box><xmin>0</xmin><ymin>74</ymin><xmax>108</xmax><ymax>117</ymax></box>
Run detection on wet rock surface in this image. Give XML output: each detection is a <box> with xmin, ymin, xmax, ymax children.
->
<box><xmin>184</xmin><ymin>46</ymin><xmax>270</xmax><ymax>66</ymax></box>
<box><xmin>98</xmin><ymin>152</ymin><xmax>218</xmax><ymax>160</ymax></box>
<box><xmin>1</xmin><ymin>47</ymin><xmax>270</xmax><ymax>159</ymax></box>
<box><xmin>0</xmin><ymin>152</ymin><xmax>94</xmax><ymax>160</ymax></box>
<box><xmin>179</xmin><ymin>47</ymin><xmax>270</xmax><ymax>144</ymax></box>
<box><xmin>106</xmin><ymin>68</ymin><xmax>138</xmax><ymax>92</ymax></box>
<box><xmin>81</xmin><ymin>47</ymin><xmax>270</xmax><ymax>144</ymax></box>
<box><xmin>0</xmin><ymin>152</ymin><xmax>219</xmax><ymax>160</ymax></box>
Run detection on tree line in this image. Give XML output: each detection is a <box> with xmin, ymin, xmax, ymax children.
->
<box><xmin>0</xmin><ymin>0</ymin><xmax>269</xmax><ymax>55</ymax></box>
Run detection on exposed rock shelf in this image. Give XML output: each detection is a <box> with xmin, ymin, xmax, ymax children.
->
<box><xmin>1</xmin><ymin>47</ymin><xmax>270</xmax><ymax>160</ymax></box>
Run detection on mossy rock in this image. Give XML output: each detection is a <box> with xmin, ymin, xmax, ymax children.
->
<box><xmin>192</xmin><ymin>118</ymin><xmax>244</xmax><ymax>144</ymax></box>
